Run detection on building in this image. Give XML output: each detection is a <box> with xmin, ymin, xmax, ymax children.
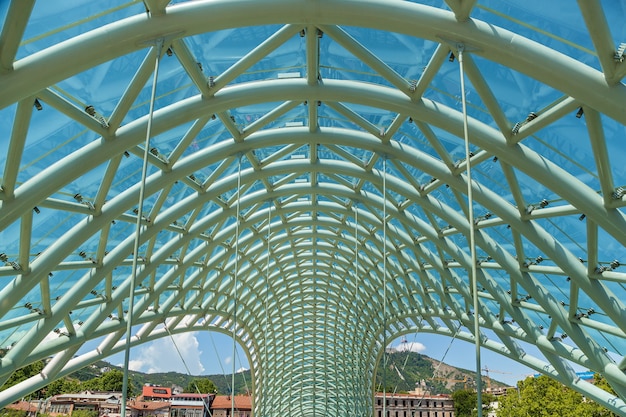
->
<box><xmin>374</xmin><ymin>392</ymin><xmax>455</xmax><ymax>417</ymax></box>
<box><xmin>30</xmin><ymin>389</ymin><xmax>253</xmax><ymax>417</ymax></box>
<box><xmin>5</xmin><ymin>400</ymin><xmax>41</xmax><ymax>416</ymax></box>
<box><xmin>47</xmin><ymin>392</ymin><xmax>122</xmax><ymax>416</ymax></box>
<box><xmin>129</xmin><ymin>400</ymin><xmax>171</xmax><ymax>417</ymax></box>
<box><xmin>169</xmin><ymin>393</ymin><xmax>213</xmax><ymax>417</ymax></box>
<box><xmin>142</xmin><ymin>385</ymin><xmax>172</xmax><ymax>401</ymax></box>
<box><xmin>210</xmin><ymin>395</ymin><xmax>252</xmax><ymax>417</ymax></box>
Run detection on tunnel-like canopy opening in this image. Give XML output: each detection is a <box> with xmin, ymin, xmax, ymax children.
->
<box><xmin>1</xmin><ymin>0</ymin><xmax>626</xmax><ymax>415</ymax></box>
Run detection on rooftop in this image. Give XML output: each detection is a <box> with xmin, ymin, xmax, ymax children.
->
<box><xmin>210</xmin><ymin>395</ymin><xmax>252</xmax><ymax>410</ymax></box>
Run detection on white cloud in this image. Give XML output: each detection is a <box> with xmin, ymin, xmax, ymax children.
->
<box><xmin>395</xmin><ymin>341</ymin><xmax>426</xmax><ymax>353</ymax></box>
<box><xmin>236</xmin><ymin>367</ymin><xmax>248</xmax><ymax>373</ymax></box>
<box><xmin>224</xmin><ymin>356</ymin><xmax>232</xmax><ymax>366</ymax></box>
<box><xmin>126</xmin><ymin>332</ymin><xmax>205</xmax><ymax>374</ymax></box>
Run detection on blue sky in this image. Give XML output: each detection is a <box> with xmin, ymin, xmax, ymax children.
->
<box><xmin>100</xmin><ymin>330</ymin><xmax>559</xmax><ymax>388</ymax></box>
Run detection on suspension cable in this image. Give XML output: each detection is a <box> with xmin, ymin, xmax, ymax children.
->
<box><xmin>121</xmin><ymin>40</ymin><xmax>162</xmax><ymax>417</ymax></box>
<box><xmin>382</xmin><ymin>157</ymin><xmax>388</xmax><ymax>417</ymax></box>
<box><xmin>163</xmin><ymin>322</ymin><xmax>214</xmax><ymax>417</ymax></box>
<box><xmin>263</xmin><ymin>202</ymin><xmax>271</xmax><ymax>417</ymax></box>
<box><xmin>236</xmin><ymin>352</ymin><xmax>250</xmax><ymax>396</ymax></box>
<box><xmin>352</xmin><ymin>203</ymin><xmax>359</xmax><ymax>417</ymax></box>
<box><xmin>231</xmin><ymin>155</ymin><xmax>243</xmax><ymax>416</ymax></box>
<box><xmin>208</xmin><ymin>331</ymin><xmax>234</xmax><ymax>394</ymax></box>
<box><xmin>392</xmin><ymin>325</ymin><xmax>421</xmax><ymax>395</ymax></box>
<box><xmin>413</xmin><ymin>322</ymin><xmax>463</xmax><ymax>409</ymax></box>
<box><xmin>458</xmin><ymin>44</ymin><xmax>483</xmax><ymax>416</ymax></box>
<box><xmin>398</xmin><ymin>331</ymin><xmax>418</xmax><ymax>372</ymax></box>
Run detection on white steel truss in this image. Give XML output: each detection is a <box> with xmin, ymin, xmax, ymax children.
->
<box><xmin>1</xmin><ymin>0</ymin><xmax>626</xmax><ymax>415</ymax></box>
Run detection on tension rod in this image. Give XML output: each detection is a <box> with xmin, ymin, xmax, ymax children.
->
<box><xmin>231</xmin><ymin>155</ymin><xmax>243</xmax><ymax>417</ymax></box>
<box><xmin>458</xmin><ymin>44</ymin><xmax>484</xmax><ymax>417</ymax></box>
<box><xmin>121</xmin><ymin>39</ymin><xmax>163</xmax><ymax>417</ymax></box>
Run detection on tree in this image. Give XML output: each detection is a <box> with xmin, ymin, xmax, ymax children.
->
<box><xmin>83</xmin><ymin>370</ymin><xmax>136</xmax><ymax>397</ymax></box>
<box><xmin>451</xmin><ymin>389</ymin><xmax>495</xmax><ymax>417</ymax></box>
<box><xmin>496</xmin><ymin>375</ymin><xmax>593</xmax><ymax>417</ymax></box>
<box><xmin>99</xmin><ymin>370</ymin><xmax>127</xmax><ymax>392</ymax></box>
<box><xmin>44</xmin><ymin>377</ymin><xmax>81</xmax><ymax>397</ymax></box>
<box><xmin>577</xmin><ymin>374</ymin><xmax>618</xmax><ymax>417</ymax></box>
<box><xmin>0</xmin><ymin>360</ymin><xmax>45</xmax><ymax>399</ymax></box>
<box><xmin>184</xmin><ymin>378</ymin><xmax>218</xmax><ymax>394</ymax></box>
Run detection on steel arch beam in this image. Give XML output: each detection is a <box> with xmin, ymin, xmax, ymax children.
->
<box><xmin>2</xmin><ymin>2</ymin><xmax>626</xmax><ymax>414</ymax></box>
<box><xmin>1</xmin><ymin>0</ymin><xmax>625</xmax><ymax>123</ymax></box>
<box><xmin>2</xmin><ymin>160</ymin><xmax>625</xmax><ymax>408</ymax></box>
<box><xmin>3</xmin><ymin>80</ymin><xmax>626</xmax><ymax>247</ymax></box>
<box><xmin>4</xmin><ymin>126</ymin><xmax>624</xmax><ymax>344</ymax></box>
<box><xmin>2</xmin><ymin>138</ymin><xmax>625</xmax><ymax>413</ymax></box>
<box><xmin>4</xmin><ymin>120</ymin><xmax>626</xmax><ymax>336</ymax></box>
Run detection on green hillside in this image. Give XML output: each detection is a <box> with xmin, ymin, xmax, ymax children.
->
<box><xmin>72</xmin><ymin>352</ymin><xmax>504</xmax><ymax>396</ymax></box>
<box><xmin>73</xmin><ymin>362</ymin><xmax>252</xmax><ymax>395</ymax></box>
<box><xmin>374</xmin><ymin>350</ymin><xmax>497</xmax><ymax>394</ymax></box>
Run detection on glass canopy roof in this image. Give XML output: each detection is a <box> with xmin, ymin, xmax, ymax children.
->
<box><xmin>1</xmin><ymin>0</ymin><xmax>626</xmax><ymax>415</ymax></box>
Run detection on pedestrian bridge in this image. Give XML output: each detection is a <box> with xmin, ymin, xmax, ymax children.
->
<box><xmin>1</xmin><ymin>0</ymin><xmax>626</xmax><ymax>415</ymax></box>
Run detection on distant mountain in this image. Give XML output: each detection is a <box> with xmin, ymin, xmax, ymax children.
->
<box><xmin>76</xmin><ymin>361</ymin><xmax>252</xmax><ymax>396</ymax></box>
<box><xmin>374</xmin><ymin>350</ymin><xmax>507</xmax><ymax>394</ymax></box>
<box><xmin>76</xmin><ymin>352</ymin><xmax>506</xmax><ymax>396</ymax></box>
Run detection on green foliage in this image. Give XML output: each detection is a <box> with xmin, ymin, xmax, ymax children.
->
<box><xmin>99</xmin><ymin>369</ymin><xmax>126</xmax><ymax>392</ymax></box>
<box><xmin>71</xmin><ymin>410</ymin><xmax>98</xmax><ymax>417</ymax></box>
<box><xmin>579</xmin><ymin>373</ymin><xmax>618</xmax><ymax>417</ymax></box>
<box><xmin>451</xmin><ymin>389</ymin><xmax>495</xmax><ymax>417</ymax></box>
<box><xmin>372</xmin><ymin>351</ymin><xmax>487</xmax><ymax>395</ymax></box>
<box><xmin>69</xmin><ymin>363</ymin><xmax>108</xmax><ymax>382</ymax></box>
<box><xmin>374</xmin><ymin>351</ymin><xmax>437</xmax><ymax>393</ymax></box>
<box><xmin>0</xmin><ymin>410</ymin><xmax>53</xmax><ymax>417</ymax></box>
<box><xmin>44</xmin><ymin>378</ymin><xmax>81</xmax><ymax>397</ymax></box>
<box><xmin>11</xmin><ymin>357</ymin><xmax>619</xmax><ymax>417</ymax></box>
<box><xmin>0</xmin><ymin>360</ymin><xmax>46</xmax><ymax>398</ymax></box>
<box><xmin>184</xmin><ymin>378</ymin><xmax>218</xmax><ymax>394</ymax></box>
<box><xmin>23</xmin><ymin>352</ymin><xmax>473</xmax><ymax>399</ymax></box>
<box><xmin>496</xmin><ymin>375</ymin><xmax>618</xmax><ymax>417</ymax></box>
<box><xmin>136</xmin><ymin>371</ymin><xmax>190</xmax><ymax>390</ymax></box>
<box><xmin>63</xmin><ymin>362</ymin><xmax>252</xmax><ymax>397</ymax></box>
<box><xmin>0</xmin><ymin>409</ymin><xmax>27</xmax><ymax>417</ymax></box>
<box><xmin>82</xmin><ymin>370</ymin><xmax>136</xmax><ymax>397</ymax></box>
<box><xmin>0</xmin><ymin>361</ymin><xmax>44</xmax><ymax>390</ymax></box>
<box><xmin>452</xmin><ymin>389</ymin><xmax>476</xmax><ymax>417</ymax></box>
<box><xmin>210</xmin><ymin>372</ymin><xmax>251</xmax><ymax>396</ymax></box>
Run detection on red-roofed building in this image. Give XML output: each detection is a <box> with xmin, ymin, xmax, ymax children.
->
<box><xmin>129</xmin><ymin>400</ymin><xmax>170</xmax><ymax>417</ymax></box>
<box><xmin>5</xmin><ymin>400</ymin><xmax>41</xmax><ymax>416</ymax></box>
<box><xmin>170</xmin><ymin>393</ymin><xmax>213</xmax><ymax>417</ymax></box>
<box><xmin>142</xmin><ymin>385</ymin><xmax>172</xmax><ymax>401</ymax></box>
<box><xmin>210</xmin><ymin>395</ymin><xmax>252</xmax><ymax>417</ymax></box>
